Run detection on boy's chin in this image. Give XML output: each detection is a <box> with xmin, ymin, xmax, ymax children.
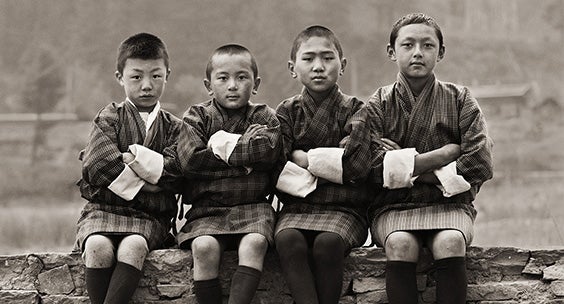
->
<box><xmin>131</xmin><ymin>99</ymin><xmax>158</xmax><ymax>111</ymax></box>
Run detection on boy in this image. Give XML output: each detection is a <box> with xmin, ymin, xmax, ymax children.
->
<box><xmin>176</xmin><ymin>44</ymin><xmax>281</xmax><ymax>304</ymax></box>
<box><xmin>367</xmin><ymin>13</ymin><xmax>493</xmax><ymax>303</ymax></box>
<box><xmin>274</xmin><ymin>25</ymin><xmax>372</xmax><ymax>304</ymax></box>
<box><xmin>76</xmin><ymin>33</ymin><xmax>183</xmax><ymax>304</ymax></box>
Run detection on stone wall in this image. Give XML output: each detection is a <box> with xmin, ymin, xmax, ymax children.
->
<box><xmin>1</xmin><ymin>247</ymin><xmax>564</xmax><ymax>303</ymax></box>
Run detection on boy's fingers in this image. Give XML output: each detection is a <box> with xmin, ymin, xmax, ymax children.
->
<box><xmin>381</xmin><ymin>138</ymin><xmax>401</xmax><ymax>150</ymax></box>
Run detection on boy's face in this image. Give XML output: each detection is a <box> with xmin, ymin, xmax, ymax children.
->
<box><xmin>289</xmin><ymin>36</ymin><xmax>346</xmax><ymax>98</ymax></box>
<box><xmin>116</xmin><ymin>58</ymin><xmax>169</xmax><ymax>111</ymax></box>
<box><xmin>204</xmin><ymin>53</ymin><xmax>260</xmax><ymax>111</ymax></box>
<box><xmin>388</xmin><ymin>23</ymin><xmax>444</xmax><ymax>80</ymax></box>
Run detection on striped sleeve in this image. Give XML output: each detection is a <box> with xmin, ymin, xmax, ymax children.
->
<box><xmin>456</xmin><ymin>88</ymin><xmax>494</xmax><ymax>186</ymax></box>
<box><xmin>82</xmin><ymin>105</ymin><xmax>126</xmax><ymax>187</ymax></box>
<box><xmin>177</xmin><ymin>106</ymin><xmax>249</xmax><ymax>180</ymax></box>
<box><xmin>228</xmin><ymin>105</ymin><xmax>281</xmax><ymax>169</ymax></box>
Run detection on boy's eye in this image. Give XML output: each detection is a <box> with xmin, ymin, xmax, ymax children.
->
<box><xmin>301</xmin><ymin>57</ymin><xmax>313</xmax><ymax>61</ymax></box>
<box><xmin>217</xmin><ymin>76</ymin><xmax>227</xmax><ymax>81</ymax></box>
<box><xmin>402</xmin><ymin>43</ymin><xmax>412</xmax><ymax>48</ymax></box>
<box><xmin>238</xmin><ymin>75</ymin><xmax>249</xmax><ymax>80</ymax></box>
<box><xmin>153</xmin><ymin>74</ymin><xmax>163</xmax><ymax>79</ymax></box>
<box><xmin>424</xmin><ymin>43</ymin><xmax>435</xmax><ymax>48</ymax></box>
<box><xmin>130</xmin><ymin>75</ymin><xmax>141</xmax><ymax>80</ymax></box>
<box><xmin>323</xmin><ymin>56</ymin><xmax>335</xmax><ymax>61</ymax></box>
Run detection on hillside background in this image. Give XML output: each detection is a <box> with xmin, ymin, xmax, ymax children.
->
<box><xmin>0</xmin><ymin>0</ymin><xmax>563</xmax><ymax>254</ymax></box>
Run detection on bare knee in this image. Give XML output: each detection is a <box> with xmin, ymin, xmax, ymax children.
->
<box><xmin>429</xmin><ymin>230</ymin><xmax>466</xmax><ymax>260</ymax></box>
<box><xmin>238</xmin><ymin>233</ymin><xmax>268</xmax><ymax>271</ymax></box>
<box><xmin>385</xmin><ymin>231</ymin><xmax>420</xmax><ymax>262</ymax></box>
<box><xmin>83</xmin><ymin>234</ymin><xmax>115</xmax><ymax>268</ymax></box>
<box><xmin>116</xmin><ymin>234</ymin><xmax>149</xmax><ymax>270</ymax></box>
<box><xmin>191</xmin><ymin>236</ymin><xmax>222</xmax><ymax>280</ymax></box>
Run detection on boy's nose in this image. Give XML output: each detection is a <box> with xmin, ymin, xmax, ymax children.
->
<box><xmin>227</xmin><ymin>79</ymin><xmax>238</xmax><ymax>90</ymax></box>
<box><xmin>141</xmin><ymin>78</ymin><xmax>153</xmax><ymax>90</ymax></box>
<box><xmin>312</xmin><ymin>58</ymin><xmax>324</xmax><ymax>72</ymax></box>
<box><xmin>412</xmin><ymin>45</ymin><xmax>423</xmax><ymax>57</ymax></box>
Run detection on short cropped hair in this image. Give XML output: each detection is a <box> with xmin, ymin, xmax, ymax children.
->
<box><xmin>205</xmin><ymin>44</ymin><xmax>258</xmax><ymax>80</ymax></box>
<box><xmin>389</xmin><ymin>13</ymin><xmax>444</xmax><ymax>49</ymax></box>
<box><xmin>116</xmin><ymin>33</ymin><xmax>169</xmax><ymax>74</ymax></box>
<box><xmin>290</xmin><ymin>25</ymin><xmax>343</xmax><ymax>62</ymax></box>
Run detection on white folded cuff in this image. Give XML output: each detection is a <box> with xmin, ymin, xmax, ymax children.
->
<box><xmin>276</xmin><ymin>161</ymin><xmax>318</xmax><ymax>198</ymax></box>
<box><xmin>208</xmin><ymin>130</ymin><xmax>242</xmax><ymax>164</ymax></box>
<box><xmin>127</xmin><ymin>144</ymin><xmax>164</xmax><ymax>184</ymax></box>
<box><xmin>307</xmin><ymin>147</ymin><xmax>344</xmax><ymax>184</ymax></box>
<box><xmin>108</xmin><ymin>165</ymin><xmax>145</xmax><ymax>201</ymax></box>
<box><xmin>383</xmin><ymin>148</ymin><xmax>418</xmax><ymax>189</ymax></box>
<box><xmin>434</xmin><ymin>161</ymin><xmax>471</xmax><ymax>197</ymax></box>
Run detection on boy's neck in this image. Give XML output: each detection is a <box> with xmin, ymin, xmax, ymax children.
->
<box><xmin>217</xmin><ymin>102</ymin><xmax>248</xmax><ymax>117</ymax></box>
<box><xmin>403</xmin><ymin>74</ymin><xmax>434</xmax><ymax>97</ymax></box>
<box><xmin>306</xmin><ymin>86</ymin><xmax>335</xmax><ymax>103</ymax></box>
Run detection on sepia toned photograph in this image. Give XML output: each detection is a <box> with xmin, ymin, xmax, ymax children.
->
<box><xmin>0</xmin><ymin>0</ymin><xmax>562</xmax><ymax>303</ymax></box>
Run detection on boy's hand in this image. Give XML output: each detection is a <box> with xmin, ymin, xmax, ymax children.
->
<box><xmin>440</xmin><ymin>143</ymin><xmax>461</xmax><ymax>163</ymax></box>
<box><xmin>141</xmin><ymin>183</ymin><xmax>162</xmax><ymax>193</ymax></box>
<box><xmin>122</xmin><ymin>152</ymin><xmax>135</xmax><ymax>164</ymax></box>
<box><xmin>290</xmin><ymin>149</ymin><xmax>309</xmax><ymax>169</ymax></box>
<box><xmin>379</xmin><ymin>138</ymin><xmax>402</xmax><ymax>151</ymax></box>
<box><xmin>339</xmin><ymin>136</ymin><xmax>349</xmax><ymax>148</ymax></box>
<box><xmin>245</xmin><ymin>124</ymin><xmax>267</xmax><ymax>138</ymax></box>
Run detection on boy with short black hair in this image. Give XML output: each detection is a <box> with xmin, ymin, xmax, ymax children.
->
<box><xmin>76</xmin><ymin>32</ymin><xmax>183</xmax><ymax>304</ymax></box>
<box><xmin>176</xmin><ymin>44</ymin><xmax>281</xmax><ymax>304</ymax></box>
<box><xmin>367</xmin><ymin>13</ymin><xmax>493</xmax><ymax>303</ymax></box>
<box><xmin>274</xmin><ymin>25</ymin><xmax>372</xmax><ymax>304</ymax></box>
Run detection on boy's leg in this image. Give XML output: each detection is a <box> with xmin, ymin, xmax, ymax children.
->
<box><xmin>275</xmin><ymin>229</ymin><xmax>318</xmax><ymax>304</ymax></box>
<box><xmin>104</xmin><ymin>234</ymin><xmax>148</xmax><ymax>304</ymax></box>
<box><xmin>192</xmin><ymin>235</ymin><xmax>223</xmax><ymax>304</ymax></box>
<box><xmin>228</xmin><ymin>233</ymin><xmax>268</xmax><ymax>304</ymax></box>
<box><xmin>384</xmin><ymin>231</ymin><xmax>421</xmax><ymax>304</ymax></box>
<box><xmin>311</xmin><ymin>232</ymin><xmax>345</xmax><ymax>304</ymax></box>
<box><xmin>83</xmin><ymin>234</ymin><xmax>116</xmax><ymax>304</ymax></box>
<box><xmin>428</xmin><ymin>229</ymin><xmax>467</xmax><ymax>304</ymax></box>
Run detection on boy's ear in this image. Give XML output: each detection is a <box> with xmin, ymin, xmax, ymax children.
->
<box><xmin>252</xmin><ymin>77</ymin><xmax>261</xmax><ymax>95</ymax></box>
<box><xmin>115</xmin><ymin>71</ymin><xmax>124</xmax><ymax>85</ymax></box>
<box><xmin>437</xmin><ymin>45</ymin><xmax>446</xmax><ymax>62</ymax></box>
<box><xmin>166</xmin><ymin>68</ymin><xmax>171</xmax><ymax>81</ymax></box>
<box><xmin>339</xmin><ymin>57</ymin><xmax>347</xmax><ymax>76</ymax></box>
<box><xmin>386</xmin><ymin>44</ymin><xmax>397</xmax><ymax>61</ymax></box>
<box><xmin>288</xmin><ymin>61</ymin><xmax>297</xmax><ymax>78</ymax></box>
<box><xmin>203</xmin><ymin>78</ymin><xmax>213</xmax><ymax>96</ymax></box>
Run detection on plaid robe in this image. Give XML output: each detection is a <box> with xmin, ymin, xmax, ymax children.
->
<box><xmin>367</xmin><ymin>73</ymin><xmax>493</xmax><ymax>245</ymax></box>
<box><xmin>176</xmin><ymin>99</ymin><xmax>281</xmax><ymax>246</ymax></box>
<box><xmin>274</xmin><ymin>85</ymin><xmax>372</xmax><ymax>250</ymax></box>
<box><xmin>76</xmin><ymin>101</ymin><xmax>183</xmax><ymax>250</ymax></box>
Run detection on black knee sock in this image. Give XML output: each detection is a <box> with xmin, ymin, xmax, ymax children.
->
<box><xmin>275</xmin><ymin>229</ymin><xmax>318</xmax><ymax>304</ymax></box>
<box><xmin>435</xmin><ymin>257</ymin><xmax>467</xmax><ymax>304</ymax></box>
<box><xmin>103</xmin><ymin>262</ymin><xmax>142</xmax><ymax>304</ymax></box>
<box><xmin>386</xmin><ymin>261</ymin><xmax>418</xmax><ymax>304</ymax></box>
<box><xmin>193</xmin><ymin>278</ymin><xmax>222</xmax><ymax>304</ymax></box>
<box><xmin>227</xmin><ymin>265</ymin><xmax>261</xmax><ymax>304</ymax></box>
<box><xmin>85</xmin><ymin>267</ymin><xmax>114</xmax><ymax>304</ymax></box>
<box><xmin>312</xmin><ymin>232</ymin><xmax>345</xmax><ymax>304</ymax></box>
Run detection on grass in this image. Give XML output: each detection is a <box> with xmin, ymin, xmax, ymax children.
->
<box><xmin>473</xmin><ymin>175</ymin><xmax>564</xmax><ymax>249</ymax></box>
<box><xmin>0</xmin><ymin>203</ymin><xmax>83</xmax><ymax>255</ymax></box>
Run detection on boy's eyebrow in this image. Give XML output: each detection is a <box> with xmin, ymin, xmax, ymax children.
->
<box><xmin>130</xmin><ymin>67</ymin><xmax>165</xmax><ymax>73</ymax></box>
<box><xmin>214</xmin><ymin>70</ymin><xmax>252</xmax><ymax>75</ymax></box>
<box><xmin>301</xmin><ymin>50</ymin><xmax>336</xmax><ymax>56</ymax></box>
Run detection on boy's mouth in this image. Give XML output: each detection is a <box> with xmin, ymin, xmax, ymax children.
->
<box><xmin>226</xmin><ymin>95</ymin><xmax>240</xmax><ymax>100</ymax></box>
<box><xmin>311</xmin><ymin>76</ymin><xmax>326</xmax><ymax>80</ymax></box>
